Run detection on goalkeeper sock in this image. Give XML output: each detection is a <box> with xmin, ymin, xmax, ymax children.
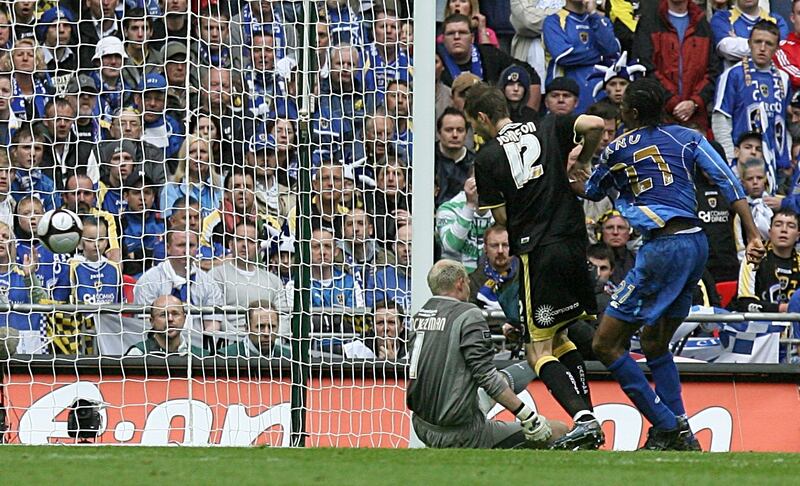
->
<box><xmin>647</xmin><ymin>352</ymin><xmax>686</xmax><ymax>416</ymax></box>
<box><xmin>608</xmin><ymin>351</ymin><xmax>677</xmax><ymax>430</ymax></box>
<box><xmin>535</xmin><ymin>356</ymin><xmax>592</xmax><ymax>420</ymax></box>
<box><xmin>555</xmin><ymin>348</ymin><xmax>592</xmax><ymax>411</ymax></box>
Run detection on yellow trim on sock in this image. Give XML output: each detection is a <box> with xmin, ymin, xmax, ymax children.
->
<box><xmin>534</xmin><ymin>355</ymin><xmax>559</xmax><ymax>376</ymax></box>
<box><xmin>553</xmin><ymin>341</ymin><xmax>578</xmax><ymax>359</ymax></box>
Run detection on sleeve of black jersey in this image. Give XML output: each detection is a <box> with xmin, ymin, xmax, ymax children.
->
<box><xmin>474</xmin><ymin>146</ymin><xmax>506</xmax><ymax>210</ymax></box>
<box><xmin>554</xmin><ymin>113</ymin><xmax>581</xmax><ymax>162</ymax></box>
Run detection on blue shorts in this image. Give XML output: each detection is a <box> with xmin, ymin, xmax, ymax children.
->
<box><xmin>605</xmin><ymin>231</ymin><xmax>708</xmax><ymax>326</ymax></box>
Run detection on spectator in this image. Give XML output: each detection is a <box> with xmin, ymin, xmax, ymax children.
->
<box><xmin>0</xmin><ymin>220</ymin><xmax>46</xmax><ymax>354</ymax></box>
<box><xmin>386</xmin><ymin>79</ymin><xmax>412</xmax><ymax>162</ymax></box>
<box><xmin>135</xmin><ymin>72</ymin><xmax>184</xmax><ymax>159</ymax></box>
<box><xmin>339</xmin><ymin>207</ymin><xmax>396</xmax><ymax>291</ymax></box>
<box><xmin>221</xmin><ymin>299</ymin><xmax>292</xmax><ymax>358</ymax></box>
<box><xmin>60</xmin><ymin>173</ymin><xmax>122</xmax><ymax>263</ymax></box>
<box><xmin>605</xmin><ymin>0</ymin><xmax>641</xmax><ymax>54</ymax></box>
<box><xmin>246</xmin><ymin>131</ymin><xmax>295</xmax><ymax>219</ymax></box>
<box><xmin>77</xmin><ymin>0</ymin><xmax>122</xmax><ymax>68</ymax></box>
<box><xmin>543</xmin><ymin>0</ymin><xmax>620</xmax><ymax>113</ymax></box>
<box><xmin>126</xmin><ymin>294</ymin><xmax>207</xmax><ymax>356</ymax></box>
<box><xmin>269</xmin><ymin>115</ymin><xmax>300</xmax><ymax>182</ymax></box>
<box><xmin>732</xmin><ymin>131</ymin><xmax>764</xmax><ymax>174</ymax></box>
<box><xmin>440</xmin><ymin>0</ymin><xmax>499</xmax><ymax>47</ymax></box>
<box><xmin>198</xmin><ymin>66</ymin><xmax>251</xmax><ymax>168</ymax></box>
<box><xmin>36</xmin><ymin>5</ymin><xmax>79</xmax><ymax>93</ymax></box>
<box><xmin>97</xmin><ymin>140</ymin><xmax>137</xmax><ymax>215</ymax></box>
<box><xmin>775</xmin><ymin>0</ymin><xmax>800</xmax><ymax>89</ymax></box>
<box><xmin>713</xmin><ymin>20</ymin><xmax>790</xmax><ymax>192</ymax></box>
<box><xmin>66</xmin><ymin>72</ymin><xmax>103</xmax><ymax>147</ymax></box>
<box><xmin>734</xmin><ymin>158</ymin><xmax>773</xmax><ymax>261</ymax></box>
<box><xmin>40</xmin><ymin>96</ymin><xmax>95</xmax><ymax>191</ymax></box>
<box><xmin>91</xmin><ymin>36</ymin><xmax>130</xmax><ymax>122</ymax></box>
<box><xmin>352</xmin><ymin>109</ymin><xmax>398</xmax><ymax>185</ymax></box>
<box><xmin>211</xmin><ymin>221</ymin><xmax>290</xmax><ymax>337</ymax></box>
<box><xmin>508</xmin><ymin>0</ymin><xmax>562</xmax><ymax>85</ymax></box>
<box><xmin>0</xmin><ymin>72</ymin><xmax>20</xmax><ymax>146</ymax></box>
<box><xmin>695</xmin><ymin>165</ymin><xmax>741</xmax><ymax>283</ymax></box>
<box><xmin>633</xmin><ymin>0</ymin><xmax>720</xmax><ymax>134</ymax></box>
<box><xmin>103</xmin><ymin>106</ymin><xmax>167</xmax><ymax>185</ymax></box>
<box><xmin>162</xmin><ymin>43</ymin><xmax>193</xmax><ymax>116</ymax></box>
<box><xmin>2</xmin><ymin>38</ymin><xmax>52</xmax><ymax>123</ymax></box>
<box><xmin>587</xmin><ymin>242</ymin><xmax>615</xmax><ymax>316</ymax></box>
<box><xmin>244</xmin><ymin>29</ymin><xmax>286</xmax><ymax>123</ymax></box>
<box><xmin>120</xmin><ymin>173</ymin><xmax>164</xmax><ymax>277</ymax></box>
<box><xmin>585</xmin><ymin>101</ymin><xmax>620</xmax><ymax>164</ymax></box>
<box><xmin>52</xmin><ymin>215</ymin><xmax>122</xmax><ymax>308</ymax></box>
<box><xmin>289</xmin><ymin>163</ymin><xmax>352</xmax><ymax>236</ymax></box>
<box><xmin>13</xmin><ymin>196</ymin><xmax>66</xmax><ymax>293</ymax></box>
<box><xmin>323</xmin><ymin>0</ymin><xmax>364</xmax><ymax>47</ymax></box>
<box><xmin>435</xmin><ymin>52</ymin><xmax>452</xmax><ymax>123</ymax></box>
<box><xmin>364</xmin><ymin>156</ymin><xmax>410</xmax><ymax>243</ymax></box>
<box><xmin>231</xmin><ymin>0</ymin><xmax>299</xmax><ymax>62</ymax></box>
<box><xmin>468</xmin><ymin>224</ymin><xmax>519</xmax><ymax>315</ymax></box>
<box><xmin>366</xmin><ymin>223</ymin><xmax>411</xmax><ymax>310</ymax></box>
<box><xmin>161</xmin><ymin>135</ymin><xmax>223</xmax><ymax>220</ymax></box>
<box><xmin>164</xmin><ymin>0</ymin><xmax>190</xmax><ymax>42</ymax></box>
<box><xmin>310</xmin><ymin>225</ymin><xmax>365</xmax><ymax>309</ymax></box>
<box><xmin>312</xmin><ymin>43</ymin><xmax>366</xmax><ymax>154</ymax></box>
<box><xmin>734</xmin><ymin>208</ymin><xmax>800</xmax><ymax>312</ymax></box>
<box><xmin>343</xmin><ymin>300</ymin><xmax>408</xmax><ymax>360</ymax></box>
<box><xmin>9</xmin><ymin>124</ymin><xmax>60</xmax><ymax>212</ymax></box>
<box><xmin>437</xmin><ymin>13</ymin><xmax>541</xmax><ymax>103</ymax></box>
<box><xmin>152</xmin><ymin>197</ymin><xmax>227</xmax><ymax>269</ymax></box>
<box><xmin>711</xmin><ymin>0</ymin><xmax>789</xmax><ymax>69</ymax></box>
<box><xmin>134</xmin><ymin>231</ymin><xmax>224</xmax><ymax>351</ymax></box>
<box><xmin>0</xmin><ymin>6</ymin><xmax>12</xmax><ymax>59</ymax></box>
<box><xmin>191</xmin><ymin>6</ymin><xmax>236</xmax><ymax>69</ymax></box>
<box><xmin>587</xmin><ymin>52</ymin><xmax>646</xmax><ymax>109</ymax></box>
<box><xmin>362</xmin><ymin>7</ymin><xmax>413</xmax><ymax>107</ymax></box>
<box><xmin>436</xmin><ymin>172</ymin><xmax>494</xmax><ymax>273</ymax></box>
<box><xmin>542</xmin><ymin>76</ymin><xmax>580</xmax><ymax>116</ymax></box>
<box><xmin>11</xmin><ymin>0</ymin><xmax>37</xmax><ymax>42</ymax></box>
<box><xmin>121</xmin><ymin>8</ymin><xmax>162</xmax><ymax>92</ymax></box>
<box><xmin>597</xmin><ymin>210</ymin><xmax>636</xmax><ymax>285</ymax></box>
<box><xmin>435</xmin><ymin>107</ymin><xmax>474</xmax><ymax>206</ymax></box>
<box><xmin>498</xmin><ymin>65</ymin><xmax>538</xmax><ymax>124</ymax></box>
<box><xmin>0</xmin><ymin>150</ymin><xmax>14</xmax><ymax>227</ymax></box>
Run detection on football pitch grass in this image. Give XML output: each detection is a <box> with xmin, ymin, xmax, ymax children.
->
<box><xmin>2</xmin><ymin>447</ymin><xmax>799</xmax><ymax>485</ymax></box>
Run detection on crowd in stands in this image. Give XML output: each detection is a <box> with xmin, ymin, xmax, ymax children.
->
<box><xmin>0</xmin><ymin>0</ymin><xmax>798</xmax><ymax>363</ymax></box>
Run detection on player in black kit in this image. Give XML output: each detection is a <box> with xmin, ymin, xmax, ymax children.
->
<box><xmin>465</xmin><ymin>83</ymin><xmax>607</xmax><ymax>450</ymax></box>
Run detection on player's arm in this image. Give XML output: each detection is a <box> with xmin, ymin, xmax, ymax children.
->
<box><xmin>573</xmin><ymin>115</ymin><xmax>606</xmax><ymax>169</ymax></box>
<box><xmin>460</xmin><ymin>310</ymin><xmax>550</xmax><ymax>440</ymax></box>
<box><xmin>695</xmin><ymin>138</ymin><xmax>766</xmax><ymax>264</ymax></box>
<box><xmin>473</xmin><ymin>151</ymin><xmax>507</xmax><ymax>225</ymax></box>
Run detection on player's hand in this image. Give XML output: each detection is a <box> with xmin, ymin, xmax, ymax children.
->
<box><xmin>672</xmin><ymin>100</ymin><xmax>697</xmax><ymax>122</ymax></box>
<box><xmin>745</xmin><ymin>237</ymin><xmax>766</xmax><ymax>267</ymax></box>
<box><xmin>516</xmin><ymin>405</ymin><xmax>552</xmax><ymax>443</ymax></box>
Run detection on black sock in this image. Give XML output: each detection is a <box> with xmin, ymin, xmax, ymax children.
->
<box><xmin>558</xmin><ymin>349</ymin><xmax>592</xmax><ymax>411</ymax></box>
<box><xmin>537</xmin><ymin>360</ymin><xmax>592</xmax><ymax>420</ymax></box>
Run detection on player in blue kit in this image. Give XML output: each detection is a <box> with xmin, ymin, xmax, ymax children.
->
<box><xmin>577</xmin><ymin>78</ymin><xmax>766</xmax><ymax>450</ymax></box>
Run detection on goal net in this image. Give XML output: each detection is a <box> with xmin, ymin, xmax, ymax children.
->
<box><xmin>0</xmin><ymin>0</ymin><xmax>415</xmax><ymax>447</ymax></box>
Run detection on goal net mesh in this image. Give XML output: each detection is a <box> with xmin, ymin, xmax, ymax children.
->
<box><xmin>0</xmin><ymin>0</ymin><xmax>414</xmax><ymax>447</ymax></box>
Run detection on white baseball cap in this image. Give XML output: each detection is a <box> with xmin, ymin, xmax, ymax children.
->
<box><xmin>93</xmin><ymin>36</ymin><xmax>128</xmax><ymax>61</ymax></box>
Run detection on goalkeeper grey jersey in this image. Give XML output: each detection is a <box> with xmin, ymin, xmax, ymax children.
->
<box><xmin>406</xmin><ymin>296</ymin><xmax>507</xmax><ymax>427</ymax></box>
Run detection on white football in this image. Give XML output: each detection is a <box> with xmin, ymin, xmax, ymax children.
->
<box><xmin>37</xmin><ymin>208</ymin><xmax>83</xmax><ymax>254</ymax></box>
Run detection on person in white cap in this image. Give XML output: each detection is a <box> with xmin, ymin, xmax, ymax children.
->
<box><xmin>92</xmin><ymin>36</ymin><xmax>129</xmax><ymax>120</ymax></box>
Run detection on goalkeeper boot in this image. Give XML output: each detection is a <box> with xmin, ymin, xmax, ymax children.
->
<box><xmin>639</xmin><ymin>424</ymin><xmax>684</xmax><ymax>451</ymax></box>
<box><xmin>549</xmin><ymin>419</ymin><xmax>605</xmax><ymax>451</ymax></box>
<box><xmin>676</xmin><ymin>416</ymin><xmax>702</xmax><ymax>451</ymax></box>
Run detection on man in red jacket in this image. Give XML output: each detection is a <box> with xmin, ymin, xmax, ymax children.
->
<box><xmin>632</xmin><ymin>0</ymin><xmax>720</xmax><ymax>135</ymax></box>
<box><xmin>775</xmin><ymin>0</ymin><xmax>800</xmax><ymax>89</ymax></box>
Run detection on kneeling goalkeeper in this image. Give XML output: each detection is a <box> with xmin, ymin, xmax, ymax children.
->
<box><xmin>407</xmin><ymin>260</ymin><xmax>566</xmax><ymax>448</ymax></box>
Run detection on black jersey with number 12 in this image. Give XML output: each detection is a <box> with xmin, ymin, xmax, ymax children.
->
<box><xmin>474</xmin><ymin>114</ymin><xmax>586</xmax><ymax>255</ymax></box>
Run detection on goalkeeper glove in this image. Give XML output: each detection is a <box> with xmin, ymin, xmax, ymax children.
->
<box><xmin>516</xmin><ymin>405</ymin><xmax>551</xmax><ymax>443</ymax></box>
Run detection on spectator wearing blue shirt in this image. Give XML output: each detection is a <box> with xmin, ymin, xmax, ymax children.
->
<box><xmin>310</xmin><ymin>226</ymin><xmax>365</xmax><ymax>309</ymax></box>
<box><xmin>0</xmin><ymin>73</ymin><xmax>20</xmax><ymax>147</ymax></box>
<box><xmin>97</xmin><ymin>140</ymin><xmax>137</xmax><ymax>216</ymax></box>
<box><xmin>91</xmin><ymin>36</ymin><xmax>130</xmax><ymax>123</ymax></box>
<box><xmin>121</xmin><ymin>173</ymin><xmax>164</xmax><ymax>278</ymax></box>
<box><xmin>313</xmin><ymin>43</ymin><xmax>367</xmax><ymax>156</ymax></box>
<box><xmin>385</xmin><ymin>79</ymin><xmax>412</xmax><ymax>163</ymax></box>
<box><xmin>161</xmin><ymin>135</ymin><xmax>223</xmax><ymax>221</ymax></box>
<box><xmin>3</xmin><ymin>38</ymin><xmax>53</xmax><ymax>124</ymax></box>
<box><xmin>710</xmin><ymin>0</ymin><xmax>789</xmax><ymax>69</ymax></box>
<box><xmin>134</xmin><ymin>72</ymin><xmax>184</xmax><ymax>159</ymax></box>
<box><xmin>9</xmin><ymin>124</ymin><xmax>60</xmax><ymax>212</ymax></box>
<box><xmin>362</xmin><ymin>6</ymin><xmax>413</xmax><ymax>108</ymax></box>
<box><xmin>543</xmin><ymin>0</ymin><xmax>620</xmax><ymax>114</ymax></box>
<box><xmin>36</xmin><ymin>5</ymin><xmax>79</xmax><ymax>93</ymax></box>
<box><xmin>366</xmin><ymin>223</ymin><xmax>411</xmax><ymax>310</ymax></box>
